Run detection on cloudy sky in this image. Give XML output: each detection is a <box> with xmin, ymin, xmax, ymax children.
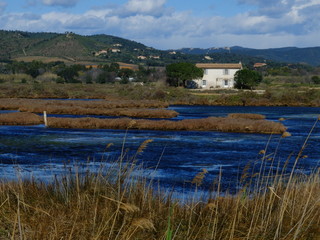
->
<box><xmin>0</xmin><ymin>0</ymin><xmax>319</xmax><ymax>50</ymax></box>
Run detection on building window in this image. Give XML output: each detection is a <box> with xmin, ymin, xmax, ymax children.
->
<box><xmin>224</xmin><ymin>79</ymin><xmax>228</xmax><ymax>86</ymax></box>
<box><xmin>204</xmin><ymin>69</ymin><xmax>208</xmax><ymax>75</ymax></box>
<box><xmin>223</xmin><ymin>69</ymin><xmax>229</xmax><ymax>75</ymax></box>
<box><xmin>202</xmin><ymin>80</ymin><xmax>207</xmax><ymax>86</ymax></box>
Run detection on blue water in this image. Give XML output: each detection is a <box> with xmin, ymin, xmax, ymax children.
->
<box><xmin>1</xmin><ymin>106</ymin><xmax>320</xmax><ymax>194</ymax></box>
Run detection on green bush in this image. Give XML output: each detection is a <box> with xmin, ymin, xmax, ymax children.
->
<box><xmin>311</xmin><ymin>76</ymin><xmax>320</xmax><ymax>84</ymax></box>
<box><xmin>55</xmin><ymin>77</ymin><xmax>65</xmax><ymax>84</ymax></box>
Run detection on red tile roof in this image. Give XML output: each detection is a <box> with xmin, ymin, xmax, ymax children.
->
<box><xmin>196</xmin><ymin>63</ymin><xmax>242</xmax><ymax>69</ymax></box>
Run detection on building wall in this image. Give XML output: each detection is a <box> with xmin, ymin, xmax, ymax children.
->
<box><xmin>193</xmin><ymin>68</ymin><xmax>240</xmax><ymax>89</ymax></box>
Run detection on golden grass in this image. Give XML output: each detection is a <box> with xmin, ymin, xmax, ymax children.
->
<box><xmin>0</xmin><ymin>111</ymin><xmax>286</xmax><ymax>134</ymax></box>
<box><xmin>0</xmin><ymin>98</ymin><xmax>170</xmax><ymax>110</ymax></box>
<box><xmin>0</xmin><ymin>98</ymin><xmax>176</xmax><ymax>118</ymax></box>
<box><xmin>46</xmin><ymin>116</ymin><xmax>286</xmax><ymax>134</ymax></box>
<box><xmin>0</xmin><ymin>112</ymin><xmax>42</xmax><ymax>125</ymax></box>
<box><xmin>228</xmin><ymin>113</ymin><xmax>266</xmax><ymax>120</ymax></box>
<box><xmin>0</xmin><ymin>159</ymin><xmax>318</xmax><ymax>240</ymax></box>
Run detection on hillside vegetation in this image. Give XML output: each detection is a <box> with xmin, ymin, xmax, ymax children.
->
<box><xmin>0</xmin><ymin>30</ymin><xmax>292</xmax><ymax>66</ymax></box>
<box><xmin>177</xmin><ymin>46</ymin><xmax>320</xmax><ymax>66</ymax></box>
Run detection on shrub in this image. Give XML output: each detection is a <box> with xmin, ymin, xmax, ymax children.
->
<box><xmin>311</xmin><ymin>75</ymin><xmax>320</xmax><ymax>84</ymax></box>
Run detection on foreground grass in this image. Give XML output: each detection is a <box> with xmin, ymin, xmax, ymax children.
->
<box><xmin>0</xmin><ymin>160</ymin><xmax>319</xmax><ymax>240</ymax></box>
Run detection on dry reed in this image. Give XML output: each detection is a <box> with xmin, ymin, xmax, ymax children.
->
<box><xmin>0</xmin><ymin>98</ymin><xmax>169</xmax><ymax>110</ymax></box>
<box><xmin>46</xmin><ymin>116</ymin><xmax>286</xmax><ymax>134</ymax></box>
<box><xmin>0</xmin><ymin>111</ymin><xmax>286</xmax><ymax>134</ymax></box>
<box><xmin>228</xmin><ymin>113</ymin><xmax>266</xmax><ymax>120</ymax></box>
<box><xmin>0</xmin><ymin>98</ymin><xmax>176</xmax><ymax>118</ymax></box>
<box><xmin>0</xmin><ymin>112</ymin><xmax>42</xmax><ymax>125</ymax></box>
<box><xmin>0</xmin><ymin>160</ymin><xmax>318</xmax><ymax>240</ymax></box>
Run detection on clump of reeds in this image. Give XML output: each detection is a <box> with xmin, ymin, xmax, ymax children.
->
<box><xmin>46</xmin><ymin>116</ymin><xmax>286</xmax><ymax>134</ymax></box>
<box><xmin>0</xmin><ymin>112</ymin><xmax>43</xmax><ymax>125</ymax></box>
<box><xmin>0</xmin><ymin>98</ymin><xmax>170</xmax><ymax>111</ymax></box>
<box><xmin>0</xmin><ymin>98</ymin><xmax>176</xmax><ymax>118</ymax></box>
<box><xmin>228</xmin><ymin>113</ymin><xmax>266</xmax><ymax>120</ymax></box>
<box><xmin>0</xmin><ymin>110</ymin><xmax>286</xmax><ymax>134</ymax></box>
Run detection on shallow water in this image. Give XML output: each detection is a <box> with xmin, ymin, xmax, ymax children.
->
<box><xmin>1</xmin><ymin>106</ymin><xmax>320</xmax><ymax>194</ymax></box>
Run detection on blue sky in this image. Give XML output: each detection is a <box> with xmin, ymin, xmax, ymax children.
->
<box><xmin>0</xmin><ymin>0</ymin><xmax>319</xmax><ymax>50</ymax></box>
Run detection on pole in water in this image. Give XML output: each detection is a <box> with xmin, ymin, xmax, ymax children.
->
<box><xmin>43</xmin><ymin>111</ymin><xmax>48</xmax><ymax>127</ymax></box>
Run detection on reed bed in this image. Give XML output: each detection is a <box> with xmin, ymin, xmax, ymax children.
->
<box><xmin>46</xmin><ymin>116</ymin><xmax>286</xmax><ymax>134</ymax></box>
<box><xmin>0</xmin><ymin>98</ymin><xmax>170</xmax><ymax>110</ymax></box>
<box><xmin>227</xmin><ymin>113</ymin><xmax>266</xmax><ymax>120</ymax></box>
<box><xmin>20</xmin><ymin>106</ymin><xmax>178</xmax><ymax>118</ymax></box>
<box><xmin>0</xmin><ymin>112</ymin><xmax>286</xmax><ymax>134</ymax></box>
<box><xmin>0</xmin><ymin>98</ymin><xmax>176</xmax><ymax>118</ymax></box>
<box><xmin>0</xmin><ymin>112</ymin><xmax>42</xmax><ymax>125</ymax></box>
<box><xmin>0</xmin><ymin>154</ymin><xmax>319</xmax><ymax>239</ymax></box>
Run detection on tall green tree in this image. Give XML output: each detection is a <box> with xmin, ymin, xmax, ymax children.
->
<box><xmin>166</xmin><ymin>62</ymin><xmax>203</xmax><ymax>87</ymax></box>
<box><xmin>234</xmin><ymin>69</ymin><xmax>262</xmax><ymax>89</ymax></box>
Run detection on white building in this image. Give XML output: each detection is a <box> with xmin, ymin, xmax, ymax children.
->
<box><xmin>191</xmin><ymin>63</ymin><xmax>242</xmax><ymax>89</ymax></box>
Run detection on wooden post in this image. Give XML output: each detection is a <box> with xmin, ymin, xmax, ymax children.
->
<box><xmin>43</xmin><ymin>111</ymin><xmax>48</xmax><ymax>127</ymax></box>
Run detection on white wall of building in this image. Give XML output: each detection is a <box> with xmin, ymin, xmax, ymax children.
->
<box><xmin>192</xmin><ymin>63</ymin><xmax>242</xmax><ymax>89</ymax></box>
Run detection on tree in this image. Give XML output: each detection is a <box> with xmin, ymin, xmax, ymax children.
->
<box><xmin>25</xmin><ymin>61</ymin><xmax>44</xmax><ymax>78</ymax></box>
<box><xmin>118</xmin><ymin>68</ymin><xmax>134</xmax><ymax>83</ymax></box>
<box><xmin>166</xmin><ymin>62</ymin><xmax>203</xmax><ymax>87</ymax></box>
<box><xmin>234</xmin><ymin>69</ymin><xmax>262</xmax><ymax>89</ymax></box>
<box><xmin>311</xmin><ymin>75</ymin><xmax>320</xmax><ymax>84</ymax></box>
<box><xmin>56</xmin><ymin>64</ymin><xmax>85</xmax><ymax>83</ymax></box>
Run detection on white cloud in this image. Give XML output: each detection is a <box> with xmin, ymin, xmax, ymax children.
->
<box><xmin>0</xmin><ymin>0</ymin><xmax>319</xmax><ymax>49</ymax></box>
<box><xmin>124</xmin><ymin>0</ymin><xmax>166</xmax><ymax>15</ymax></box>
<box><xmin>41</xmin><ymin>0</ymin><xmax>79</xmax><ymax>7</ymax></box>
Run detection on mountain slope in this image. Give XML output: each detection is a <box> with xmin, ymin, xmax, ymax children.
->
<box><xmin>1</xmin><ymin>30</ymin><xmax>319</xmax><ymax>66</ymax></box>
<box><xmin>176</xmin><ymin>46</ymin><xmax>320</xmax><ymax>66</ymax></box>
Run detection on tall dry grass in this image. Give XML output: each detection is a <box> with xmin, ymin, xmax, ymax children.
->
<box><xmin>0</xmin><ymin>135</ymin><xmax>319</xmax><ymax>240</ymax></box>
<box><xmin>0</xmin><ymin>112</ymin><xmax>42</xmax><ymax>125</ymax></box>
<box><xmin>228</xmin><ymin>113</ymin><xmax>266</xmax><ymax>120</ymax></box>
<box><xmin>0</xmin><ymin>98</ymin><xmax>170</xmax><ymax>110</ymax></box>
<box><xmin>46</xmin><ymin>116</ymin><xmax>286</xmax><ymax>134</ymax></box>
<box><xmin>0</xmin><ymin>98</ymin><xmax>176</xmax><ymax>118</ymax></box>
<box><xmin>0</xmin><ymin>111</ymin><xmax>286</xmax><ymax>134</ymax></box>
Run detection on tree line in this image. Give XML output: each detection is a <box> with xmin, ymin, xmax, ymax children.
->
<box><xmin>0</xmin><ymin>60</ymin><xmax>319</xmax><ymax>88</ymax></box>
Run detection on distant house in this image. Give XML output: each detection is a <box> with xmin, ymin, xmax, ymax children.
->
<box><xmin>191</xmin><ymin>63</ymin><xmax>242</xmax><ymax>89</ymax></box>
<box><xmin>137</xmin><ymin>56</ymin><xmax>147</xmax><ymax>60</ymax></box>
<box><xmin>95</xmin><ymin>50</ymin><xmax>108</xmax><ymax>56</ymax></box>
<box><xmin>110</xmin><ymin>48</ymin><xmax>121</xmax><ymax>53</ymax></box>
<box><xmin>254</xmin><ymin>63</ymin><xmax>267</xmax><ymax>68</ymax></box>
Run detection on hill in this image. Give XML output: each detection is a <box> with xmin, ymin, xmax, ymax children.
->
<box><xmin>1</xmin><ymin>30</ymin><xmax>319</xmax><ymax>66</ymax></box>
<box><xmin>175</xmin><ymin>46</ymin><xmax>320</xmax><ymax>66</ymax></box>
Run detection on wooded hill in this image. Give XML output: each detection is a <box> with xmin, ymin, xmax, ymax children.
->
<box><xmin>1</xmin><ymin>30</ymin><xmax>318</xmax><ymax>67</ymax></box>
<box><xmin>176</xmin><ymin>46</ymin><xmax>320</xmax><ymax>66</ymax></box>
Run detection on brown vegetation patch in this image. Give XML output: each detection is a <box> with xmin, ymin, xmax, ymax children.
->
<box><xmin>0</xmin><ymin>164</ymin><xmax>318</xmax><ymax>239</ymax></box>
<box><xmin>0</xmin><ymin>112</ymin><xmax>43</xmax><ymax>125</ymax></box>
<box><xmin>0</xmin><ymin>98</ymin><xmax>169</xmax><ymax>110</ymax></box>
<box><xmin>227</xmin><ymin>113</ymin><xmax>266</xmax><ymax>120</ymax></box>
<box><xmin>46</xmin><ymin>116</ymin><xmax>286</xmax><ymax>134</ymax></box>
<box><xmin>0</xmin><ymin>98</ymin><xmax>176</xmax><ymax>118</ymax></box>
